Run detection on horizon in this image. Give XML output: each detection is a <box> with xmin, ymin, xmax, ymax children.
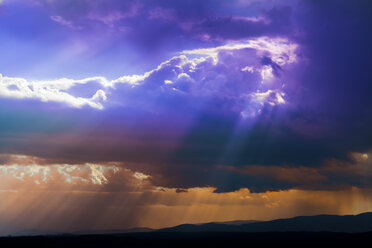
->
<box><xmin>1</xmin><ymin>0</ymin><xmax>372</xmax><ymax>235</ymax></box>
<box><xmin>5</xmin><ymin>211</ymin><xmax>372</xmax><ymax>236</ymax></box>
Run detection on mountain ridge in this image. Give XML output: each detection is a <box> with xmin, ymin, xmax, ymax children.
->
<box><xmin>156</xmin><ymin>212</ymin><xmax>372</xmax><ymax>233</ymax></box>
<box><xmin>8</xmin><ymin>212</ymin><xmax>372</xmax><ymax>236</ymax></box>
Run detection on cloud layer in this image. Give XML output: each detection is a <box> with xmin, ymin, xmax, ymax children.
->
<box><xmin>0</xmin><ymin>36</ymin><xmax>297</xmax><ymax>114</ymax></box>
<box><xmin>0</xmin><ymin>0</ymin><xmax>372</xmax><ymax>195</ymax></box>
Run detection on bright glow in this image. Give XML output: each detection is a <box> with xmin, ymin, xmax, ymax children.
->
<box><xmin>133</xmin><ymin>172</ymin><xmax>150</xmax><ymax>180</ymax></box>
<box><xmin>0</xmin><ymin>163</ymin><xmax>120</xmax><ymax>185</ymax></box>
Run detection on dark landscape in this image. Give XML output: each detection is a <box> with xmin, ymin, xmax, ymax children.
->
<box><xmin>2</xmin><ymin>232</ymin><xmax>372</xmax><ymax>248</ymax></box>
<box><xmin>2</xmin><ymin>213</ymin><xmax>372</xmax><ymax>247</ymax></box>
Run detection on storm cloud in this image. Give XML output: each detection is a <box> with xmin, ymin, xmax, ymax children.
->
<box><xmin>1</xmin><ymin>0</ymin><xmax>372</xmax><ymax>194</ymax></box>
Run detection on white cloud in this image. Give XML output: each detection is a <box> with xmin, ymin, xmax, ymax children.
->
<box><xmin>0</xmin><ymin>163</ymin><xmax>120</xmax><ymax>185</ymax></box>
<box><xmin>241</xmin><ymin>89</ymin><xmax>286</xmax><ymax>118</ymax></box>
<box><xmin>183</xmin><ymin>37</ymin><xmax>297</xmax><ymax>86</ymax></box>
<box><xmin>0</xmin><ymin>154</ymin><xmax>157</xmax><ymax>192</ymax></box>
<box><xmin>242</xmin><ymin>66</ymin><xmax>255</xmax><ymax>73</ymax></box>
<box><xmin>260</xmin><ymin>65</ymin><xmax>274</xmax><ymax>83</ymax></box>
<box><xmin>182</xmin><ymin>36</ymin><xmax>297</xmax><ymax>66</ymax></box>
<box><xmin>251</xmin><ymin>90</ymin><xmax>286</xmax><ymax>106</ymax></box>
<box><xmin>0</xmin><ymin>36</ymin><xmax>298</xmax><ymax>113</ymax></box>
<box><xmin>0</xmin><ymin>74</ymin><xmax>108</xmax><ymax>109</ymax></box>
<box><xmin>50</xmin><ymin>15</ymin><xmax>83</xmax><ymax>30</ymax></box>
<box><xmin>133</xmin><ymin>171</ymin><xmax>150</xmax><ymax>181</ymax></box>
<box><xmin>87</xmin><ymin>163</ymin><xmax>119</xmax><ymax>185</ymax></box>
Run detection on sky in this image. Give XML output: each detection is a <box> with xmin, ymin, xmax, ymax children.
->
<box><xmin>0</xmin><ymin>0</ymin><xmax>372</xmax><ymax>234</ymax></box>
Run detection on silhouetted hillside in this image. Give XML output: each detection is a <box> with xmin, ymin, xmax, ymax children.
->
<box><xmin>3</xmin><ymin>213</ymin><xmax>372</xmax><ymax>247</ymax></box>
<box><xmin>10</xmin><ymin>229</ymin><xmax>61</xmax><ymax>237</ymax></box>
<box><xmin>1</xmin><ymin>232</ymin><xmax>372</xmax><ymax>248</ymax></box>
<box><xmin>158</xmin><ymin>212</ymin><xmax>372</xmax><ymax>233</ymax></box>
<box><xmin>9</xmin><ymin>227</ymin><xmax>153</xmax><ymax>237</ymax></box>
<box><xmin>212</xmin><ymin>220</ymin><xmax>261</xmax><ymax>225</ymax></box>
<box><xmin>73</xmin><ymin>227</ymin><xmax>153</xmax><ymax>235</ymax></box>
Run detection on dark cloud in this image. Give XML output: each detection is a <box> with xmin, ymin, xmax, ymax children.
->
<box><xmin>23</xmin><ymin>0</ymin><xmax>295</xmax><ymax>53</ymax></box>
<box><xmin>145</xmin><ymin>0</ymin><xmax>372</xmax><ymax>192</ymax></box>
<box><xmin>183</xmin><ymin>5</ymin><xmax>293</xmax><ymax>41</ymax></box>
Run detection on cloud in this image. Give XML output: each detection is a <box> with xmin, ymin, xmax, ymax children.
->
<box><xmin>1</xmin><ymin>156</ymin><xmax>371</xmax><ymax>233</ymax></box>
<box><xmin>86</xmin><ymin>163</ymin><xmax>118</xmax><ymax>184</ymax></box>
<box><xmin>218</xmin><ymin>151</ymin><xmax>372</xmax><ymax>192</ymax></box>
<box><xmin>179</xmin><ymin>5</ymin><xmax>293</xmax><ymax>41</ymax></box>
<box><xmin>10</xmin><ymin>0</ymin><xmax>296</xmax><ymax>57</ymax></box>
<box><xmin>86</xmin><ymin>2</ymin><xmax>142</xmax><ymax>27</ymax></box>
<box><xmin>0</xmin><ymin>74</ymin><xmax>107</xmax><ymax>109</ymax></box>
<box><xmin>0</xmin><ymin>36</ymin><xmax>297</xmax><ymax>113</ymax></box>
<box><xmin>133</xmin><ymin>171</ymin><xmax>150</xmax><ymax>181</ymax></box>
<box><xmin>1</xmin><ymin>0</ymin><xmax>372</xmax><ymax>195</ymax></box>
<box><xmin>50</xmin><ymin>15</ymin><xmax>83</xmax><ymax>30</ymax></box>
<box><xmin>0</xmin><ymin>162</ymin><xmax>120</xmax><ymax>186</ymax></box>
<box><xmin>0</xmin><ymin>154</ymin><xmax>150</xmax><ymax>190</ymax></box>
<box><xmin>182</xmin><ymin>36</ymin><xmax>297</xmax><ymax>68</ymax></box>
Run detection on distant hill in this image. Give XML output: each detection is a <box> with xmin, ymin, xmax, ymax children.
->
<box><xmin>211</xmin><ymin>220</ymin><xmax>261</xmax><ymax>225</ymax></box>
<box><xmin>9</xmin><ymin>212</ymin><xmax>372</xmax><ymax>237</ymax></box>
<box><xmin>157</xmin><ymin>212</ymin><xmax>372</xmax><ymax>233</ymax></box>
<box><xmin>73</xmin><ymin>227</ymin><xmax>153</xmax><ymax>235</ymax></box>
<box><xmin>2</xmin><ymin>232</ymin><xmax>372</xmax><ymax>247</ymax></box>
<box><xmin>9</xmin><ymin>227</ymin><xmax>153</xmax><ymax>237</ymax></box>
<box><xmin>10</xmin><ymin>229</ymin><xmax>62</xmax><ymax>237</ymax></box>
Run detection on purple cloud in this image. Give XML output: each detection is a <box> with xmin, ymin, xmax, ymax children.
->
<box><xmin>1</xmin><ymin>0</ymin><xmax>372</xmax><ymax>195</ymax></box>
